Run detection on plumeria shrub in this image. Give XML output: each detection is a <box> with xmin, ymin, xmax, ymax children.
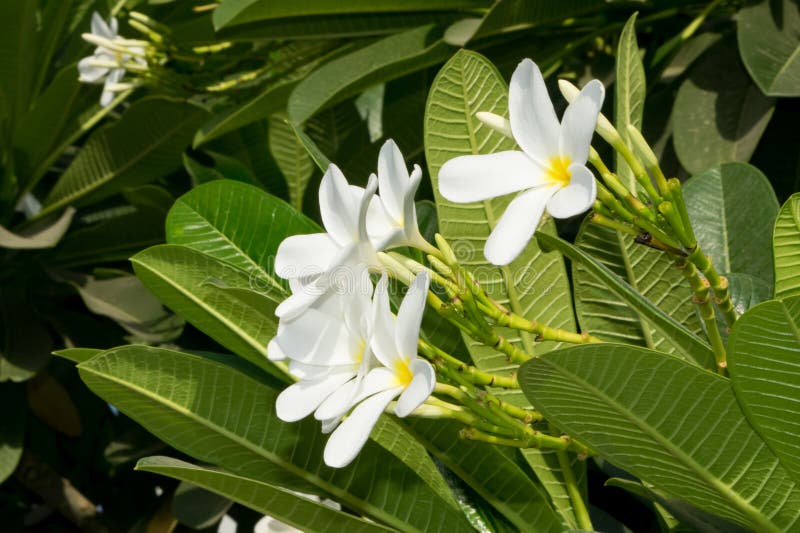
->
<box><xmin>9</xmin><ymin>0</ymin><xmax>799</xmax><ymax>531</ymax></box>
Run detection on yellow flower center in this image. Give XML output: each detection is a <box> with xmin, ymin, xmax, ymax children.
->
<box><xmin>393</xmin><ymin>358</ymin><xmax>414</xmax><ymax>387</ymax></box>
<box><xmin>545</xmin><ymin>156</ymin><xmax>572</xmax><ymax>188</ymax></box>
<box><xmin>354</xmin><ymin>340</ymin><xmax>366</xmax><ymax>364</ymax></box>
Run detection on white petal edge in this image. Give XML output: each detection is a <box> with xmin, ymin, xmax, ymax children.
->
<box><xmin>546</xmin><ymin>163</ymin><xmax>597</xmax><ymax>219</ymax></box>
<box><xmin>274</xmin><ymin>233</ymin><xmax>340</xmax><ymax>280</ymax></box>
<box><xmin>558</xmin><ymin>79</ymin><xmax>604</xmax><ymax>165</ymax></box>
<box><xmin>484</xmin><ymin>186</ymin><xmax>555</xmax><ymax>266</ymax></box>
<box><xmin>395</xmin><ymin>272</ymin><xmax>429</xmax><ymax>359</ymax></box>
<box><xmin>275</xmin><ymin>371</ymin><xmax>354</xmax><ymax>422</ymax></box>
<box><xmin>438</xmin><ymin>151</ymin><xmax>544</xmax><ymax>203</ymax></box>
<box><xmin>319</xmin><ymin>164</ymin><xmax>358</xmax><ymax>245</ymax></box>
<box><xmin>508</xmin><ymin>59</ymin><xmax>560</xmax><ymax>165</ymax></box>
<box><xmin>323</xmin><ymin>387</ymin><xmax>401</xmax><ymax>468</ymax></box>
<box><xmin>370</xmin><ymin>274</ymin><xmax>398</xmax><ymax>368</ymax></box>
<box><xmin>394</xmin><ymin>359</ymin><xmax>436</xmax><ymax>417</ymax></box>
<box><xmin>377</xmin><ymin>139</ymin><xmax>408</xmax><ymax>220</ymax></box>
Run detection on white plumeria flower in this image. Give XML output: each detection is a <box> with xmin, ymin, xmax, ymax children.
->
<box><xmin>275</xmin><ymin>165</ymin><xmax>383</xmax><ymax>320</ymax></box>
<box><xmin>438</xmin><ymin>58</ymin><xmax>604</xmax><ymax>266</ymax></box>
<box><xmin>78</xmin><ymin>12</ymin><xmax>145</xmax><ymax>107</ymax></box>
<box><xmin>324</xmin><ymin>272</ymin><xmax>436</xmax><ymax>468</ymax></box>
<box><xmin>367</xmin><ymin>140</ymin><xmax>437</xmax><ymax>254</ymax></box>
<box><xmin>274</xmin><ymin>272</ymin><xmax>376</xmax><ymax>428</ymax></box>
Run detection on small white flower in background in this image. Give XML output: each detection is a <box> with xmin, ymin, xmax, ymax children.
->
<box><xmin>78</xmin><ymin>12</ymin><xmax>146</xmax><ymax>107</ymax></box>
<box><xmin>274</xmin><ymin>165</ymin><xmax>383</xmax><ymax>320</ymax></box>
<box><xmin>324</xmin><ymin>272</ymin><xmax>436</xmax><ymax>468</ymax></box>
<box><xmin>273</xmin><ymin>270</ymin><xmax>375</xmax><ymax>427</ymax></box>
<box><xmin>367</xmin><ymin>140</ymin><xmax>438</xmax><ymax>254</ymax></box>
<box><xmin>438</xmin><ymin>58</ymin><xmax>604</xmax><ymax>266</ymax></box>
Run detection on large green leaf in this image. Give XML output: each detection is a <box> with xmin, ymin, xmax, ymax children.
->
<box><xmin>774</xmin><ymin>193</ymin><xmax>800</xmax><ymax>299</ymax></box>
<box><xmin>683</xmin><ymin>162</ymin><xmax>779</xmax><ymax>285</ymax></box>
<box><xmin>137</xmin><ymin>456</ymin><xmax>391</xmax><ymax>532</ymax></box>
<box><xmin>165</xmin><ymin>180</ymin><xmax>319</xmax><ymax>294</ymax></box>
<box><xmin>269</xmin><ymin>114</ymin><xmax>314</xmax><ymax>211</ymax></box>
<box><xmin>573</xmin><ymin>221</ymin><xmax>706</xmax><ymax>359</ymax></box>
<box><xmin>213</xmin><ymin>0</ymin><xmax>489</xmax><ymax>29</ymax></box>
<box><xmin>728</xmin><ymin>296</ymin><xmax>800</xmax><ymax>484</ymax></box>
<box><xmin>194</xmin><ymin>79</ymin><xmax>297</xmax><ymax>147</ymax></box>
<box><xmin>0</xmin><ymin>1</ymin><xmax>37</xmax><ymax>126</ymax></box>
<box><xmin>404</xmin><ymin>419</ymin><xmax>563</xmax><ymax>533</ymax></box>
<box><xmin>615</xmin><ymin>13</ymin><xmax>646</xmax><ymax>190</ymax></box>
<box><xmin>738</xmin><ymin>0</ymin><xmax>800</xmax><ymax>97</ymax></box>
<box><xmin>288</xmin><ymin>25</ymin><xmax>452</xmax><ymax>125</ymax></box>
<box><xmin>518</xmin><ymin>344</ymin><xmax>800</xmax><ymax>532</ymax></box>
<box><xmin>40</xmin><ymin>98</ymin><xmax>207</xmax><ymax>217</ymax></box>
<box><xmin>424</xmin><ymin>49</ymin><xmax>580</xmax><ymax>527</ymax></box>
<box><xmin>537</xmin><ymin>231</ymin><xmax>713</xmax><ymax>366</ymax></box>
<box><xmin>0</xmin><ymin>384</ymin><xmax>25</xmax><ymax>483</ymax></box>
<box><xmin>78</xmin><ymin>346</ymin><xmax>471</xmax><ymax>533</ymax></box>
<box><xmin>672</xmin><ymin>40</ymin><xmax>774</xmax><ymax>174</ymax></box>
<box><xmin>131</xmin><ymin>245</ymin><xmax>281</xmax><ymax>377</ymax></box>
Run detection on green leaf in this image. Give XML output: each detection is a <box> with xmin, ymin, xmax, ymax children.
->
<box><xmin>536</xmin><ymin>231</ymin><xmax>713</xmax><ymax>365</ymax></box>
<box><xmin>269</xmin><ymin>115</ymin><xmax>314</xmax><ymax>210</ymax></box>
<box><xmin>165</xmin><ymin>180</ymin><xmax>319</xmax><ymax>294</ymax></box>
<box><xmin>53</xmin><ymin>348</ymin><xmax>103</xmax><ymax>365</ymax></box>
<box><xmin>40</xmin><ymin>98</ymin><xmax>207</xmax><ymax>217</ymax></box>
<box><xmin>518</xmin><ymin>344</ymin><xmax>800</xmax><ymax>532</ymax></box>
<box><xmin>683</xmin><ymin>162</ymin><xmax>779</xmax><ymax>284</ymax></box>
<box><xmin>0</xmin><ymin>287</ymin><xmax>52</xmax><ymax>382</ymax></box>
<box><xmin>672</xmin><ymin>40</ymin><xmax>774</xmax><ymax>174</ymax></box>
<box><xmin>725</xmin><ymin>272</ymin><xmax>771</xmax><ymax>315</ymax></box>
<box><xmin>292</xmin><ymin>122</ymin><xmax>332</xmax><ymax>172</ymax></box>
<box><xmin>728</xmin><ymin>296</ymin><xmax>800</xmax><ymax>484</ymax></box>
<box><xmin>615</xmin><ymin>13</ymin><xmax>646</xmax><ymax>190</ymax></box>
<box><xmin>193</xmin><ymin>78</ymin><xmax>298</xmax><ymax>147</ymax></box>
<box><xmin>0</xmin><ymin>207</ymin><xmax>75</xmax><ymax>250</ymax></box>
<box><xmin>573</xmin><ymin>221</ymin><xmax>708</xmax><ymax>362</ymax></box>
<box><xmin>213</xmin><ymin>0</ymin><xmax>489</xmax><ymax>29</ymax></box>
<box><xmin>0</xmin><ymin>384</ymin><xmax>25</xmax><ymax>483</ymax></box>
<box><xmin>78</xmin><ymin>346</ymin><xmax>472</xmax><ymax>533</ymax></box>
<box><xmin>404</xmin><ymin>419</ymin><xmax>563</xmax><ymax>533</ymax></box>
<box><xmin>447</xmin><ymin>0</ymin><xmax>600</xmax><ymax>46</ymax></box>
<box><xmin>737</xmin><ymin>0</ymin><xmax>800</xmax><ymax>97</ymax></box>
<box><xmin>774</xmin><ymin>193</ymin><xmax>800</xmax><ymax>299</ymax></box>
<box><xmin>50</xmin><ymin>206</ymin><xmax>165</xmax><ymax>268</ymax></box>
<box><xmin>424</xmin><ymin>48</ymin><xmax>580</xmax><ymax>527</ymax></box>
<box><xmin>13</xmin><ymin>62</ymin><xmax>97</xmax><ymax>184</ymax></box>
<box><xmin>131</xmin><ymin>245</ymin><xmax>282</xmax><ymax>378</ymax></box>
<box><xmin>139</xmin><ymin>457</ymin><xmax>391</xmax><ymax>532</ymax></box>
<box><xmin>173</xmin><ymin>480</ymin><xmax>233</xmax><ymax>529</ymax></box>
<box><xmin>288</xmin><ymin>25</ymin><xmax>452</xmax><ymax>125</ymax></box>
<box><xmin>0</xmin><ymin>1</ymin><xmax>38</xmax><ymax>126</ymax></box>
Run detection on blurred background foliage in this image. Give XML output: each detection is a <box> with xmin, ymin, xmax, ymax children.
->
<box><xmin>0</xmin><ymin>0</ymin><xmax>798</xmax><ymax>530</ymax></box>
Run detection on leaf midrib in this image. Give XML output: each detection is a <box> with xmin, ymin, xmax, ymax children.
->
<box><xmin>80</xmin><ymin>355</ymin><xmax>417</xmax><ymax>533</ymax></box>
<box><xmin>538</xmin><ymin>356</ymin><xmax>782</xmax><ymax>533</ymax></box>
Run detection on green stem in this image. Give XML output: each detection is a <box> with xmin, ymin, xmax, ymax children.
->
<box><xmin>687</xmin><ymin>247</ymin><xmax>737</xmax><ymax>328</ymax></box>
<box><xmin>676</xmin><ymin>258</ymin><xmax>727</xmax><ymax>374</ymax></box>
<box><xmin>556</xmin><ymin>449</ymin><xmax>593</xmax><ymax>531</ymax></box>
<box><xmin>420</xmin><ymin>340</ymin><xmax>519</xmax><ymax>389</ymax></box>
<box><xmin>477</xmin><ymin>300</ymin><xmax>602</xmax><ymax>345</ymax></box>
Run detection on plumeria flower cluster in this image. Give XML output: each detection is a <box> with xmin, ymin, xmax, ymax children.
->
<box><xmin>269</xmin><ymin>140</ymin><xmax>438</xmax><ymax>468</ymax></box>
<box><xmin>439</xmin><ymin>58</ymin><xmax>604</xmax><ymax>266</ymax></box>
<box><xmin>78</xmin><ymin>12</ymin><xmax>148</xmax><ymax>106</ymax></box>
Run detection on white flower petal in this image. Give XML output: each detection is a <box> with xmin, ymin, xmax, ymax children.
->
<box><xmin>288</xmin><ymin>360</ymin><xmax>333</xmax><ymax>380</ymax></box>
<box><xmin>321</xmin><ymin>417</ymin><xmax>341</xmax><ymax>434</ymax></box>
<box><xmin>484</xmin><ymin>186</ymin><xmax>555</xmax><ymax>266</ymax></box>
<box><xmin>314</xmin><ymin>377</ymin><xmax>359</xmax><ymax>421</ymax></box>
<box><xmin>319</xmin><ymin>164</ymin><xmax>358</xmax><ymax>245</ymax></box>
<box><xmin>546</xmin><ymin>164</ymin><xmax>597</xmax><ymax>219</ymax></box>
<box><xmin>274</xmin><ymin>233</ymin><xmax>339</xmax><ymax>280</ymax></box>
<box><xmin>91</xmin><ymin>12</ymin><xmax>115</xmax><ymax>39</ymax></box>
<box><xmin>377</xmin><ymin>139</ymin><xmax>408</xmax><ymax>220</ymax></box>
<box><xmin>395</xmin><ymin>272</ymin><xmax>428</xmax><ymax>359</ymax></box>
<box><xmin>558</xmin><ymin>79</ymin><xmax>604</xmax><ymax>165</ymax></box>
<box><xmin>394</xmin><ymin>359</ymin><xmax>436</xmax><ymax>417</ymax></box>
<box><xmin>100</xmin><ymin>88</ymin><xmax>115</xmax><ymax>107</ymax></box>
<box><xmin>275</xmin><ymin>371</ymin><xmax>354</xmax><ymax>422</ymax></box>
<box><xmin>509</xmin><ymin>59</ymin><xmax>560</xmax><ymax>165</ymax></box>
<box><xmin>267</xmin><ymin>338</ymin><xmax>286</xmax><ymax>361</ymax></box>
<box><xmin>438</xmin><ymin>151</ymin><xmax>544</xmax><ymax>203</ymax></box>
<box><xmin>370</xmin><ymin>274</ymin><xmax>398</xmax><ymax>368</ymax></box>
<box><xmin>323</xmin><ymin>387</ymin><xmax>401</xmax><ymax>468</ymax></box>
<box><xmin>77</xmin><ymin>56</ymin><xmax>108</xmax><ymax>83</ymax></box>
<box><xmin>277</xmin><ymin>307</ymin><xmax>363</xmax><ymax>367</ymax></box>
<box><xmin>402</xmin><ymin>165</ymin><xmax>423</xmax><ymax>236</ymax></box>
<box><xmin>357</xmin><ymin>175</ymin><xmax>378</xmax><ymax>244</ymax></box>
<box><xmin>366</xmin><ymin>185</ymin><xmax>400</xmax><ymax>248</ymax></box>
